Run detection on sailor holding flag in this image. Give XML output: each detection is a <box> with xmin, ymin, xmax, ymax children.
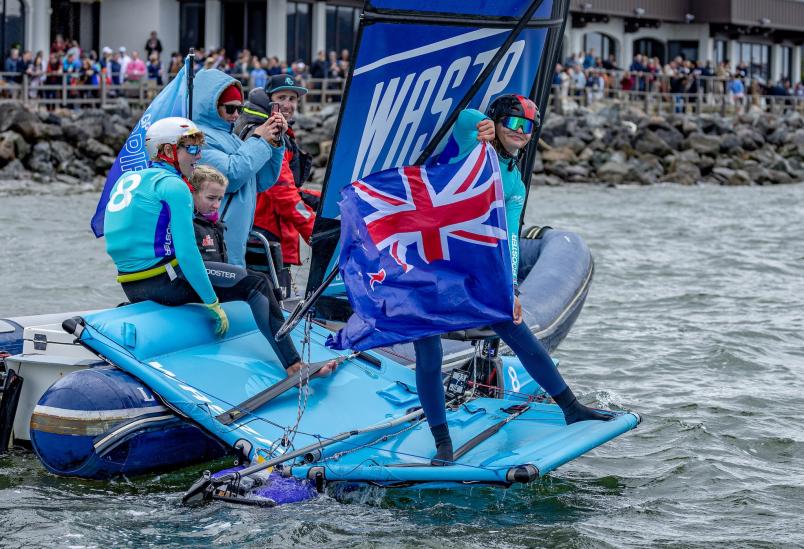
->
<box><xmin>330</xmin><ymin>96</ymin><xmax>616</xmax><ymax>465</ymax></box>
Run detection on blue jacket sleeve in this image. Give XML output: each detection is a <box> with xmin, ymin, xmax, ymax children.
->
<box><xmin>449</xmin><ymin>109</ymin><xmax>489</xmax><ymax>163</ymax></box>
<box><xmin>157</xmin><ymin>179</ymin><xmax>217</xmax><ymax>304</ymax></box>
<box><xmin>256</xmin><ymin>139</ymin><xmax>285</xmax><ymax>192</ymax></box>
<box><xmin>200</xmin><ymin>134</ymin><xmax>278</xmax><ymax>194</ymax></box>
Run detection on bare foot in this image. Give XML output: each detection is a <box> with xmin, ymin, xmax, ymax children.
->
<box><xmin>286</xmin><ymin>359</ymin><xmax>340</xmax><ymax>379</ymax></box>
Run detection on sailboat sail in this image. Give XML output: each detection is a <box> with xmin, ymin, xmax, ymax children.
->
<box><xmin>306</xmin><ymin>0</ymin><xmax>570</xmax><ymax>301</ymax></box>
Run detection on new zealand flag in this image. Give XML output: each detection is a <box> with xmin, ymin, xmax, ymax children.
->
<box><xmin>327</xmin><ymin>143</ymin><xmax>514</xmax><ymax>351</ymax></box>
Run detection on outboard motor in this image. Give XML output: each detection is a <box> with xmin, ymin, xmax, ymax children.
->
<box><xmin>30</xmin><ymin>366</ymin><xmax>226</xmax><ymax>479</ymax></box>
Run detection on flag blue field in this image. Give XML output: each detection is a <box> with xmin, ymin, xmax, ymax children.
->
<box><xmin>90</xmin><ymin>59</ymin><xmax>191</xmax><ymax>237</ymax></box>
<box><xmin>327</xmin><ymin>143</ymin><xmax>514</xmax><ymax>351</ymax></box>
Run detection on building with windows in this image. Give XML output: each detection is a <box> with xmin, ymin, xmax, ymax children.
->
<box><xmin>3</xmin><ymin>0</ymin><xmax>360</xmax><ymax>68</ymax></box>
<box><xmin>3</xmin><ymin>0</ymin><xmax>802</xmax><ymax>84</ymax></box>
<box><xmin>567</xmin><ymin>0</ymin><xmax>803</xmax><ymax>83</ymax></box>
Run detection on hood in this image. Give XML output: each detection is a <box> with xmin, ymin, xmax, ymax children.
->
<box><xmin>191</xmin><ymin>69</ymin><xmax>242</xmax><ymax>133</ymax></box>
<box><xmin>233</xmin><ymin>88</ymin><xmax>272</xmax><ymax>139</ymax></box>
<box><xmin>246</xmin><ymin>87</ymin><xmax>271</xmax><ymax>112</ymax></box>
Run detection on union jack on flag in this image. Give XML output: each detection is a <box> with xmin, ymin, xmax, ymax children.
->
<box><xmin>327</xmin><ymin>143</ymin><xmax>515</xmax><ymax>351</ymax></box>
<box><xmin>352</xmin><ymin>143</ymin><xmax>508</xmax><ymax>273</ymax></box>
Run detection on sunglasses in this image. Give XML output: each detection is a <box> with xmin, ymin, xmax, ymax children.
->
<box><xmin>182</xmin><ymin>144</ymin><xmax>202</xmax><ymax>155</ymax></box>
<box><xmin>223</xmin><ymin>104</ymin><xmax>245</xmax><ymax>115</ymax></box>
<box><xmin>501</xmin><ymin>116</ymin><xmax>535</xmax><ymax>134</ymax></box>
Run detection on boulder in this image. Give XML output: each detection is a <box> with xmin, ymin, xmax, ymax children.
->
<box><xmin>698</xmin><ymin>114</ymin><xmax>733</xmax><ymax>135</ymax></box>
<box><xmin>294</xmin><ymin>113</ymin><xmax>319</xmax><ymax>131</ymax></box>
<box><xmin>551</xmin><ymin>136</ymin><xmax>586</xmax><ymax>154</ymax></box>
<box><xmin>540</xmin><ymin>114</ymin><xmax>568</xmax><ymax>141</ymax></box>
<box><xmin>718</xmin><ymin>134</ymin><xmax>742</xmax><ymax>155</ymax></box>
<box><xmin>26</xmin><ymin>141</ymin><xmax>55</xmax><ymax>174</ymax></box>
<box><xmin>94</xmin><ymin>155</ymin><xmax>116</xmax><ymax>171</ymax></box>
<box><xmin>663</xmin><ymin>162</ymin><xmax>701</xmax><ymax>185</ymax></box>
<box><xmin>756</xmin><ymin>113</ymin><xmax>779</xmax><ymax>136</ymax></box>
<box><xmin>0</xmin><ymin>131</ymin><xmax>30</xmax><ymax>164</ymax></box>
<box><xmin>680</xmin><ymin>118</ymin><xmax>701</xmax><ymax>136</ymax></box>
<box><xmin>686</xmin><ymin>133</ymin><xmax>720</xmax><ymax>156</ymax></box>
<box><xmin>697</xmin><ymin>155</ymin><xmax>715</xmax><ymax>175</ymax></box>
<box><xmin>81</xmin><ymin>138</ymin><xmax>115</xmax><ymax>158</ymax></box>
<box><xmin>653</xmin><ymin>126</ymin><xmax>685</xmax><ymax>150</ymax></box>
<box><xmin>54</xmin><ymin>173</ymin><xmax>81</xmax><ymax>186</ymax></box>
<box><xmin>0</xmin><ymin>158</ymin><xmax>28</xmax><ymax>179</ymax></box>
<box><xmin>0</xmin><ymin>102</ymin><xmax>39</xmax><ymax>134</ymax></box>
<box><xmin>634</xmin><ymin>129</ymin><xmax>673</xmax><ymax>157</ymax></box>
<box><xmin>712</xmin><ymin>167</ymin><xmax>751</xmax><ymax>186</ymax></box>
<box><xmin>317</xmin><ymin>104</ymin><xmax>340</xmax><ymax>120</ymax></box>
<box><xmin>531</xmin><ymin>153</ymin><xmax>544</xmax><ymax>174</ymax></box>
<box><xmin>49</xmin><ymin>140</ymin><xmax>75</xmax><ymax>165</ymax></box>
<box><xmin>766</xmin><ymin>126</ymin><xmax>789</xmax><ymax>146</ymax></box>
<box><xmin>541</xmin><ymin>147</ymin><xmax>576</xmax><ymax>163</ymax></box>
<box><xmin>61</xmin><ymin>122</ymin><xmax>92</xmax><ymax>144</ymax></box>
<box><xmin>530</xmin><ymin>173</ymin><xmax>562</xmax><ymax>186</ymax></box>
<box><xmin>12</xmin><ymin>120</ymin><xmax>52</xmax><ymax>141</ymax></box>
<box><xmin>63</xmin><ymin>158</ymin><xmax>97</xmax><ymax>181</ymax></box>
<box><xmin>544</xmin><ymin>161</ymin><xmax>569</xmax><ymax>179</ymax></box>
<box><xmin>577</xmin><ymin>147</ymin><xmax>594</xmax><ymax>162</ymax></box>
<box><xmin>99</xmin><ymin>123</ymin><xmax>129</xmax><ymax>151</ymax></box>
<box><xmin>735</xmin><ymin>128</ymin><xmax>764</xmax><ymax>151</ymax></box>
<box><xmin>565</xmin><ymin>164</ymin><xmax>590</xmax><ymax>182</ymax></box>
<box><xmin>596</xmin><ymin>160</ymin><xmax>630</xmax><ymax>183</ymax></box>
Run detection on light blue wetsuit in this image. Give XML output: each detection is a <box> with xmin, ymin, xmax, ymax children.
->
<box><xmin>104</xmin><ymin>162</ymin><xmax>216</xmax><ymax>304</ymax></box>
<box><xmin>192</xmin><ymin>69</ymin><xmax>284</xmax><ymax>266</ymax></box>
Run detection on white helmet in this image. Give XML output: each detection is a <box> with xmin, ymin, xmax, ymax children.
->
<box><xmin>144</xmin><ymin>117</ymin><xmax>202</xmax><ymax>160</ymax></box>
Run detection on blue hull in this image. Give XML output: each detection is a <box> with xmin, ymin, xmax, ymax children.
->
<box><xmin>29</xmin><ymin>366</ymin><xmax>226</xmax><ymax>479</ymax></box>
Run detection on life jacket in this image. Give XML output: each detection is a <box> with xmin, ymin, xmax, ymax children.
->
<box><xmin>193</xmin><ymin>213</ymin><xmax>228</xmax><ymax>263</ymax></box>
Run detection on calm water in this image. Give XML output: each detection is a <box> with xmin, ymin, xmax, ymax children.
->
<box><xmin>1</xmin><ymin>184</ymin><xmax>803</xmax><ymax>548</ymax></box>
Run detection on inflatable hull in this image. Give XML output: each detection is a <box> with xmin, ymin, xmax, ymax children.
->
<box><xmin>30</xmin><ymin>366</ymin><xmax>226</xmax><ymax>479</ymax></box>
<box><xmin>66</xmin><ymin>297</ymin><xmax>639</xmax><ymax>503</ymax></box>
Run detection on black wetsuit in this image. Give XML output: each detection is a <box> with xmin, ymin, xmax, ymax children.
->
<box><xmin>120</xmin><ymin>214</ymin><xmax>301</xmax><ymax>369</ymax></box>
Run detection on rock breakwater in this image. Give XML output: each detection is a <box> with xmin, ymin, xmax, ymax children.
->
<box><xmin>1</xmin><ymin>101</ymin><xmax>801</xmax><ymax>197</ymax></box>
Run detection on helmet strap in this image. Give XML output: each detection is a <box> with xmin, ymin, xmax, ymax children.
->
<box><xmin>493</xmin><ymin>136</ymin><xmax>519</xmax><ymax>171</ymax></box>
<box><xmin>156</xmin><ymin>145</ymin><xmax>195</xmax><ymax>191</ymax></box>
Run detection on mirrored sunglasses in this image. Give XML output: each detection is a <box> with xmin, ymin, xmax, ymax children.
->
<box><xmin>223</xmin><ymin>104</ymin><xmax>245</xmax><ymax>115</ymax></box>
<box><xmin>182</xmin><ymin>144</ymin><xmax>202</xmax><ymax>155</ymax></box>
<box><xmin>501</xmin><ymin>116</ymin><xmax>535</xmax><ymax>134</ymax></box>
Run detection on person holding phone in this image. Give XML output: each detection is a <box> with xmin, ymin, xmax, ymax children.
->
<box><xmin>192</xmin><ymin>69</ymin><xmax>287</xmax><ymax>267</ymax></box>
<box><xmin>234</xmin><ymin>75</ymin><xmax>317</xmax><ymax>297</ymax></box>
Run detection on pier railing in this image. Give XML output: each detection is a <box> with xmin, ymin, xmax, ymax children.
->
<box><xmin>551</xmin><ymin>69</ymin><xmax>804</xmax><ymax>115</ymax></box>
<box><xmin>0</xmin><ymin>71</ymin><xmax>347</xmax><ymax>111</ymax></box>
<box><xmin>1</xmin><ymin>70</ymin><xmax>801</xmax><ymax>115</ymax></box>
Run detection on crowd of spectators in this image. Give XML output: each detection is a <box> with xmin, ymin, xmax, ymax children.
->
<box><xmin>171</xmin><ymin>46</ymin><xmax>351</xmax><ymax>92</ymax></box>
<box><xmin>1</xmin><ymin>29</ymin><xmax>353</xmax><ymax>106</ymax></box>
<box><xmin>553</xmin><ymin>50</ymin><xmax>804</xmax><ymax>108</ymax></box>
<box><xmin>1</xmin><ymin>32</ymin><xmax>170</xmax><ymax>104</ymax></box>
<box><xmin>5</xmin><ymin>33</ymin><xmax>803</xmax><ymax>109</ymax></box>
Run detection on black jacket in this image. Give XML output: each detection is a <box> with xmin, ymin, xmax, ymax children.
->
<box><xmin>193</xmin><ymin>213</ymin><xmax>228</xmax><ymax>263</ymax></box>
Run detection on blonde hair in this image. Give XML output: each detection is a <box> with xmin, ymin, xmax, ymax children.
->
<box><xmin>191</xmin><ymin>165</ymin><xmax>228</xmax><ymax>193</ymax></box>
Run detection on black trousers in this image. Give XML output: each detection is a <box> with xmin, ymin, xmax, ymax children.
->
<box><xmin>121</xmin><ymin>261</ymin><xmax>300</xmax><ymax>368</ymax></box>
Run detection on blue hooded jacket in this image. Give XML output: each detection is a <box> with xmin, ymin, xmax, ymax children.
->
<box><xmin>192</xmin><ymin>69</ymin><xmax>284</xmax><ymax>266</ymax></box>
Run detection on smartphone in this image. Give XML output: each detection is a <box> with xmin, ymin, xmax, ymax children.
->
<box><xmin>269</xmin><ymin>102</ymin><xmax>285</xmax><ymax>136</ymax></box>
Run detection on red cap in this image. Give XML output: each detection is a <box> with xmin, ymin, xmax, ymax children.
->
<box><xmin>218</xmin><ymin>84</ymin><xmax>242</xmax><ymax>105</ymax></box>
